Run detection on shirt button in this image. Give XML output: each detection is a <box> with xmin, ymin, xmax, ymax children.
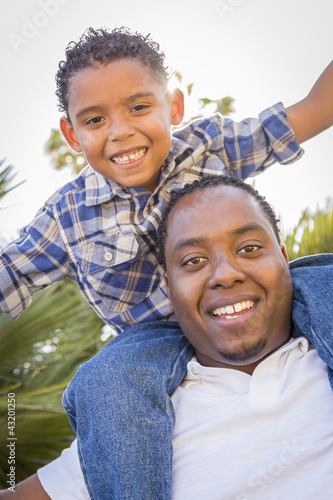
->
<box><xmin>149</xmin><ymin>198</ymin><xmax>155</xmax><ymax>206</ymax></box>
<box><xmin>104</xmin><ymin>251</ymin><xmax>113</xmax><ymax>262</ymax></box>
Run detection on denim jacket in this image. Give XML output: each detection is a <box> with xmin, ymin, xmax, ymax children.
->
<box><xmin>290</xmin><ymin>253</ymin><xmax>333</xmax><ymax>388</ymax></box>
<box><xmin>63</xmin><ymin>253</ymin><xmax>333</xmax><ymax>500</ymax></box>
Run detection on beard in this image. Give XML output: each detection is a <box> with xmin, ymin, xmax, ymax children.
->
<box><xmin>218</xmin><ymin>335</ymin><xmax>267</xmax><ymax>363</ymax></box>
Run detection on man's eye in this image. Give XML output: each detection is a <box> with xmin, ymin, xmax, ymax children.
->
<box><xmin>85</xmin><ymin>116</ymin><xmax>105</xmax><ymax>125</ymax></box>
<box><xmin>184</xmin><ymin>256</ymin><xmax>207</xmax><ymax>267</ymax></box>
<box><xmin>238</xmin><ymin>245</ymin><xmax>261</xmax><ymax>254</ymax></box>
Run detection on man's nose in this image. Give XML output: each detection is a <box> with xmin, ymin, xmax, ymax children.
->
<box><xmin>108</xmin><ymin>117</ymin><xmax>135</xmax><ymax>142</ymax></box>
<box><xmin>207</xmin><ymin>257</ymin><xmax>246</xmax><ymax>289</ymax></box>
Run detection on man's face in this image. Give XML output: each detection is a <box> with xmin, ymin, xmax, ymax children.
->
<box><xmin>60</xmin><ymin>59</ymin><xmax>184</xmax><ymax>192</ymax></box>
<box><xmin>164</xmin><ymin>186</ymin><xmax>293</xmax><ymax>373</ymax></box>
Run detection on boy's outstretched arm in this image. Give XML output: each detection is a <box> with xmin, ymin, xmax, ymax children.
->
<box><xmin>286</xmin><ymin>60</ymin><xmax>333</xmax><ymax>144</ymax></box>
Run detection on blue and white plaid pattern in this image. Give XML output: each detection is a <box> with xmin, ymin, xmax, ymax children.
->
<box><xmin>0</xmin><ymin>103</ymin><xmax>303</xmax><ymax>332</ymax></box>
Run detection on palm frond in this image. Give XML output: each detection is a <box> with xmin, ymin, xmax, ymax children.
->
<box><xmin>0</xmin><ymin>159</ymin><xmax>25</xmax><ymax>203</ymax></box>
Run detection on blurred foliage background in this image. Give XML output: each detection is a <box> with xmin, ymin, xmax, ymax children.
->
<box><xmin>0</xmin><ymin>81</ymin><xmax>332</xmax><ymax>488</ymax></box>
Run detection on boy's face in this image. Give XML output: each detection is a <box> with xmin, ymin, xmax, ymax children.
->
<box><xmin>164</xmin><ymin>186</ymin><xmax>293</xmax><ymax>374</ymax></box>
<box><xmin>60</xmin><ymin>59</ymin><xmax>184</xmax><ymax>192</ymax></box>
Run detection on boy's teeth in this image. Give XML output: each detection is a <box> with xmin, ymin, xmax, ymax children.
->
<box><xmin>212</xmin><ymin>300</ymin><xmax>254</xmax><ymax>317</ymax></box>
<box><xmin>112</xmin><ymin>148</ymin><xmax>146</xmax><ymax>164</ymax></box>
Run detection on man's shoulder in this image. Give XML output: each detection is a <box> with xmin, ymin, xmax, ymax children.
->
<box><xmin>290</xmin><ymin>253</ymin><xmax>333</xmax><ymax>270</ymax></box>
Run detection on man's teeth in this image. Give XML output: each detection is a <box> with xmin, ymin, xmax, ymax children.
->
<box><xmin>112</xmin><ymin>148</ymin><xmax>146</xmax><ymax>164</ymax></box>
<box><xmin>212</xmin><ymin>300</ymin><xmax>254</xmax><ymax>317</ymax></box>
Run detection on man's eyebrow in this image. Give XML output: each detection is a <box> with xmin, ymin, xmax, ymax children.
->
<box><xmin>172</xmin><ymin>238</ymin><xmax>206</xmax><ymax>254</ymax></box>
<box><xmin>229</xmin><ymin>223</ymin><xmax>267</xmax><ymax>236</ymax></box>
<box><xmin>171</xmin><ymin>224</ymin><xmax>267</xmax><ymax>253</ymax></box>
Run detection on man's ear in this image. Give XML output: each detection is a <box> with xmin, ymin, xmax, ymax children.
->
<box><xmin>163</xmin><ymin>272</ymin><xmax>174</xmax><ymax>312</ymax></box>
<box><xmin>280</xmin><ymin>243</ymin><xmax>289</xmax><ymax>265</ymax></box>
<box><xmin>60</xmin><ymin>117</ymin><xmax>83</xmax><ymax>153</ymax></box>
<box><xmin>170</xmin><ymin>88</ymin><xmax>185</xmax><ymax>127</ymax></box>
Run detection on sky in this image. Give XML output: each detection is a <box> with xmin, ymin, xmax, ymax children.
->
<box><xmin>1</xmin><ymin>0</ymin><xmax>332</xmax><ymax>244</ymax></box>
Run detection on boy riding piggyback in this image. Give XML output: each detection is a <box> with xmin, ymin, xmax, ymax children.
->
<box><xmin>2</xmin><ymin>27</ymin><xmax>315</xmax><ymax>330</ymax></box>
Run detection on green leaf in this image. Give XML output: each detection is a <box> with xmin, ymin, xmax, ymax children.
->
<box><xmin>0</xmin><ymin>279</ymin><xmax>114</xmax><ymax>488</ymax></box>
<box><xmin>284</xmin><ymin>198</ymin><xmax>333</xmax><ymax>260</ymax></box>
<box><xmin>0</xmin><ymin>159</ymin><xmax>25</xmax><ymax>204</ymax></box>
<box><xmin>186</xmin><ymin>83</ymin><xmax>194</xmax><ymax>96</ymax></box>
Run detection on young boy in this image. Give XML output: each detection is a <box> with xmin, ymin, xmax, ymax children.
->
<box><xmin>0</xmin><ymin>26</ymin><xmax>332</xmax><ymax>499</ymax></box>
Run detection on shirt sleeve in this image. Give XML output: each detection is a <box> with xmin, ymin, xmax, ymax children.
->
<box><xmin>37</xmin><ymin>439</ymin><xmax>90</xmax><ymax>500</ymax></box>
<box><xmin>0</xmin><ymin>203</ymin><xmax>70</xmax><ymax>319</ymax></box>
<box><xmin>218</xmin><ymin>102</ymin><xmax>304</xmax><ymax>179</ymax></box>
<box><xmin>174</xmin><ymin>102</ymin><xmax>304</xmax><ymax>181</ymax></box>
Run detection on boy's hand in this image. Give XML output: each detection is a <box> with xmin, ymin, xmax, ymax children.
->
<box><xmin>286</xmin><ymin>60</ymin><xmax>333</xmax><ymax>143</ymax></box>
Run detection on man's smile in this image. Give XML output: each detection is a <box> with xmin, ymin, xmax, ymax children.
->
<box><xmin>211</xmin><ymin>299</ymin><xmax>255</xmax><ymax>319</ymax></box>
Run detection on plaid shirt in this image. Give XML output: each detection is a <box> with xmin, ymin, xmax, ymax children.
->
<box><xmin>0</xmin><ymin>103</ymin><xmax>303</xmax><ymax>333</ymax></box>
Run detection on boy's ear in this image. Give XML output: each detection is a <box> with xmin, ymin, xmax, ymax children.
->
<box><xmin>60</xmin><ymin>117</ymin><xmax>83</xmax><ymax>153</ymax></box>
<box><xmin>170</xmin><ymin>88</ymin><xmax>185</xmax><ymax>126</ymax></box>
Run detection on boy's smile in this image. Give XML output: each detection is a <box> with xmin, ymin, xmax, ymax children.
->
<box><xmin>164</xmin><ymin>186</ymin><xmax>293</xmax><ymax>374</ymax></box>
<box><xmin>60</xmin><ymin>59</ymin><xmax>184</xmax><ymax>192</ymax></box>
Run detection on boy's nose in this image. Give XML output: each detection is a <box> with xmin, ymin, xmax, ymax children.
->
<box><xmin>207</xmin><ymin>257</ymin><xmax>246</xmax><ymax>289</ymax></box>
<box><xmin>108</xmin><ymin>118</ymin><xmax>135</xmax><ymax>142</ymax></box>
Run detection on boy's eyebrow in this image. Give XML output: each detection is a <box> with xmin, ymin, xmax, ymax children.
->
<box><xmin>171</xmin><ymin>223</ymin><xmax>267</xmax><ymax>254</ymax></box>
<box><xmin>124</xmin><ymin>92</ymin><xmax>157</xmax><ymax>103</ymax></box>
<box><xmin>75</xmin><ymin>105</ymin><xmax>104</xmax><ymax>119</ymax></box>
<box><xmin>75</xmin><ymin>92</ymin><xmax>158</xmax><ymax>119</ymax></box>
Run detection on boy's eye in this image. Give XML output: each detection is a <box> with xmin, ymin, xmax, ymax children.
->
<box><xmin>238</xmin><ymin>245</ymin><xmax>261</xmax><ymax>254</ymax></box>
<box><xmin>183</xmin><ymin>256</ymin><xmax>207</xmax><ymax>267</ymax></box>
<box><xmin>85</xmin><ymin>116</ymin><xmax>105</xmax><ymax>125</ymax></box>
<box><xmin>130</xmin><ymin>104</ymin><xmax>150</xmax><ymax>112</ymax></box>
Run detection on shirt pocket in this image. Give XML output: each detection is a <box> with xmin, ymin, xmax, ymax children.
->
<box><xmin>75</xmin><ymin>231</ymin><xmax>161</xmax><ymax>313</ymax></box>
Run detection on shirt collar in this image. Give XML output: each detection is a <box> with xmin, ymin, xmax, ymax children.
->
<box><xmin>84</xmin><ymin>166</ymin><xmax>133</xmax><ymax>206</ymax></box>
<box><xmin>183</xmin><ymin>337</ymin><xmax>311</xmax><ymax>400</ymax></box>
<box><xmin>186</xmin><ymin>337</ymin><xmax>311</xmax><ymax>381</ymax></box>
<box><xmin>83</xmin><ymin>135</ymin><xmax>194</xmax><ymax>206</ymax></box>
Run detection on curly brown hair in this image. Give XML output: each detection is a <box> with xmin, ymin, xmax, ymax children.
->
<box><xmin>56</xmin><ymin>27</ymin><xmax>170</xmax><ymax>118</ymax></box>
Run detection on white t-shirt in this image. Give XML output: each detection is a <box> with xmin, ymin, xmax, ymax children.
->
<box><xmin>38</xmin><ymin>337</ymin><xmax>333</xmax><ymax>499</ymax></box>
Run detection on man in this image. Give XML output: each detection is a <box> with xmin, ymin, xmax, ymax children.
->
<box><xmin>2</xmin><ymin>175</ymin><xmax>333</xmax><ymax>498</ymax></box>
<box><xmin>160</xmin><ymin>175</ymin><xmax>333</xmax><ymax>498</ymax></box>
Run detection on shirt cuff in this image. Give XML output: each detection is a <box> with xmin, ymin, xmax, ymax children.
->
<box><xmin>37</xmin><ymin>439</ymin><xmax>89</xmax><ymax>500</ymax></box>
<box><xmin>259</xmin><ymin>102</ymin><xmax>304</xmax><ymax>166</ymax></box>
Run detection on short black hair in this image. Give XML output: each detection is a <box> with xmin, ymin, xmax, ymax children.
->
<box><xmin>56</xmin><ymin>27</ymin><xmax>170</xmax><ymax>118</ymax></box>
<box><xmin>158</xmin><ymin>175</ymin><xmax>281</xmax><ymax>268</ymax></box>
